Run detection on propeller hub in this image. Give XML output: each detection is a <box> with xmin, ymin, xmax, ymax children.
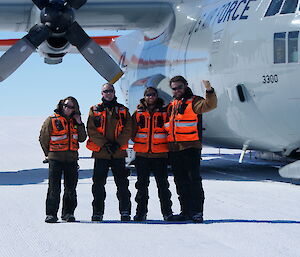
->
<box><xmin>41</xmin><ymin>2</ymin><xmax>74</xmax><ymax>33</ymax></box>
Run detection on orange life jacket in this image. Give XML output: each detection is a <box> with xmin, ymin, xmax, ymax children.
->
<box><xmin>164</xmin><ymin>96</ymin><xmax>201</xmax><ymax>142</ymax></box>
<box><xmin>86</xmin><ymin>103</ymin><xmax>128</xmax><ymax>152</ymax></box>
<box><xmin>49</xmin><ymin>113</ymin><xmax>79</xmax><ymax>152</ymax></box>
<box><xmin>133</xmin><ymin>108</ymin><xmax>169</xmax><ymax>153</ymax></box>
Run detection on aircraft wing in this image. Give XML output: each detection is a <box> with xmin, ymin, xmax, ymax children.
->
<box><xmin>0</xmin><ymin>36</ymin><xmax>118</xmax><ymax>52</ymax></box>
<box><xmin>0</xmin><ymin>1</ymin><xmax>175</xmax><ymax>32</ymax></box>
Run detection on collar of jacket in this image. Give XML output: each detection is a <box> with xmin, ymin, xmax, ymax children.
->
<box><xmin>101</xmin><ymin>96</ymin><xmax>119</xmax><ymax>108</ymax></box>
<box><xmin>137</xmin><ymin>98</ymin><xmax>165</xmax><ymax>112</ymax></box>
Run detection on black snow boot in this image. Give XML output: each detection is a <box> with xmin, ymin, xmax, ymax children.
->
<box><xmin>163</xmin><ymin>214</ymin><xmax>178</xmax><ymax>222</ymax></box>
<box><xmin>134</xmin><ymin>214</ymin><xmax>147</xmax><ymax>221</ymax></box>
<box><xmin>91</xmin><ymin>214</ymin><xmax>103</xmax><ymax>222</ymax></box>
<box><xmin>62</xmin><ymin>214</ymin><xmax>76</xmax><ymax>222</ymax></box>
<box><xmin>170</xmin><ymin>213</ymin><xmax>192</xmax><ymax>222</ymax></box>
<box><xmin>45</xmin><ymin>215</ymin><xmax>58</xmax><ymax>223</ymax></box>
<box><xmin>121</xmin><ymin>211</ymin><xmax>131</xmax><ymax>221</ymax></box>
<box><xmin>192</xmin><ymin>213</ymin><xmax>203</xmax><ymax>223</ymax></box>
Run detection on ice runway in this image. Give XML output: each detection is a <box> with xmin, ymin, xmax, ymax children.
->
<box><xmin>0</xmin><ymin>117</ymin><xmax>300</xmax><ymax>257</ymax></box>
<box><xmin>1</xmin><ymin>154</ymin><xmax>300</xmax><ymax>257</ymax></box>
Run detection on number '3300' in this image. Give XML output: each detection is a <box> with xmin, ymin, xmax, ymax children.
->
<box><xmin>262</xmin><ymin>75</ymin><xmax>278</xmax><ymax>84</ymax></box>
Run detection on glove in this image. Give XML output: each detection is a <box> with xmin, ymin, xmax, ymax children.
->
<box><xmin>110</xmin><ymin>142</ymin><xmax>121</xmax><ymax>154</ymax></box>
<box><xmin>103</xmin><ymin>142</ymin><xmax>113</xmax><ymax>155</ymax></box>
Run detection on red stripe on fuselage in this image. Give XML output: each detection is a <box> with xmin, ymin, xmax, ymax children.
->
<box><xmin>91</xmin><ymin>36</ymin><xmax>120</xmax><ymax>46</ymax></box>
<box><xmin>0</xmin><ymin>36</ymin><xmax>120</xmax><ymax>47</ymax></box>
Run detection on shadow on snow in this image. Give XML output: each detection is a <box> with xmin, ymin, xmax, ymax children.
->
<box><xmin>0</xmin><ymin>168</ymin><xmax>93</xmax><ymax>186</ymax></box>
<box><xmin>200</xmin><ymin>153</ymin><xmax>299</xmax><ymax>185</ymax></box>
<box><xmin>0</xmin><ymin>152</ymin><xmax>298</xmax><ymax>185</ymax></box>
<box><xmin>57</xmin><ymin>219</ymin><xmax>300</xmax><ymax>225</ymax></box>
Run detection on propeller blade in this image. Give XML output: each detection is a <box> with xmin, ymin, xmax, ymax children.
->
<box><xmin>0</xmin><ymin>38</ymin><xmax>35</xmax><ymax>82</ymax></box>
<box><xmin>0</xmin><ymin>24</ymin><xmax>50</xmax><ymax>82</ymax></box>
<box><xmin>67</xmin><ymin>0</ymin><xmax>87</xmax><ymax>9</ymax></box>
<box><xmin>32</xmin><ymin>0</ymin><xmax>49</xmax><ymax>10</ymax></box>
<box><xmin>66</xmin><ymin>22</ymin><xmax>123</xmax><ymax>84</ymax></box>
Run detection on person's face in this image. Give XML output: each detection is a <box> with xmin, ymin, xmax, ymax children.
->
<box><xmin>170</xmin><ymin>81</ymin><xmax>187</xmax><ymax>99</ymax></box>
<box><xmin>144</xmin><ymin>89</ymin><xmax>158</xmax><ymax>106</ymax></box>
<box><xmin>62</xmin><ymin>99</ymin><xmax>75</xmax><ymax>117</ymax></box>
<box><xmin>101</xmin><ymin>84</ymin><xmax>115</xmax><ymax>101</ymax></box>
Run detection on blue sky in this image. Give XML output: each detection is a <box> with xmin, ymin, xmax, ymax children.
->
<box><xmin>0</xmin><ymin>31</ymin><xmax>125</xmax><ymax>117</ymax></box>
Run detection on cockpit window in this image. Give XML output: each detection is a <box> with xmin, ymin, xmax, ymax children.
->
<box><xmin>288</xmin><ymin>31</ymin><xmax>299</xmax><ymax>63</ymax></box>
<box><xmin>265</xmin><ymin>0</ymin><xmax>284</xmax><ymax>16</ymax></box>
<box><xmin>280</xmin><ymin>0</ymin><xmax>298</xmax><ymax>14</ymax></box>
<box><xmin>274</xmin><ymin>32</ymin><xmax>286</xmax><ymax>63</ymax></box>
<box><xmin>265</xmin><ymin>0</ymin><xmax>299</xmax><ymax>16</ymax></box>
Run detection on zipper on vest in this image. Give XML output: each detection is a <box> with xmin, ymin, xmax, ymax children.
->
<box><xmin>171</xmin><ymin>102</ymin><xmax>178</xmax><ymax>141</ymax></box>
<box><xmin>68</xmin><ymin>121</ymin><xmax>71</xmax><ymax>150</ymax></box>
<box><xmin>149</xmin><ymin>113</ymin><xmax>153</xmax><ymax>153</ymax></box>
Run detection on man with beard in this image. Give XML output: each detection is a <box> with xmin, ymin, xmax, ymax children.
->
<box><xmin>165</xmin><ymin>76</ymin><xmax>217</xmax><ymax>223</ymax></box>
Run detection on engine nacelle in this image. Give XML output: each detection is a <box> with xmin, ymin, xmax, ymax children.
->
<box><xmin>38</xmin><ymin>35</ymin><xmax>70</xmax><ymax>64</ymax></box>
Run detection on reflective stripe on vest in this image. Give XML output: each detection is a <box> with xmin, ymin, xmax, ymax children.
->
<box><xmin>86</xmin><ymin>104</ymin><xmax>128</xmax><ymax>152</ymax></box>
<box><xmin>135</xmin><ymin>133</ymin><xmax>147</xmax><ymax>138</ymax></box>
<box><xmin>133</xmin><ymin>110</ymin><xmax>169</xmax><ymax>153</ymax></box>
<box><xmin>50</xmin><ymin>135</ymin><xmax>68</xmax><ymax>141</ymax></box>
<box><xmin>153</xmin><ymin>133</ymin><xmax>167</xmax><ymax>139</ymax></box>
<box><xmin>174</xmin><ymin>121</ymin><xmax>198</xmax><ymax>127</ymax></box>
<box><xmin>165</xmin><ymin>97</ymin><xmax>201</xmax><ymax>142</ymax></box>
<box><xmin>49</xmin><ymin>114</ymin><xmax>79</xmax><ymax>152</ymax></box>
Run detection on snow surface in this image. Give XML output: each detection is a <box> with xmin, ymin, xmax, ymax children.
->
<box><xmin>1</xmin><ymin>117</ymin><xmax>300</xmax><ymax>257</ymax></box>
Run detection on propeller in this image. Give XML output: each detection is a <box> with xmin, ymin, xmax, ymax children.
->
<box><xmin>0</xmin><ymin>0</ymin><xmax>123</xmax><ymax>83</ymax></box>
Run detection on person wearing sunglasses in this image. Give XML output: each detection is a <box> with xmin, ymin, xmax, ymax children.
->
<box><xmin>39</xmin><ymin>96</ymin><xmax>87</xmax><ymax>223</ymax></box>
<box><xmin>86</xmin><ymin>83</ymin><xmax>132</xmax><ymax>222</ymax></box>
<box><xmin>131</xmin><ymin>87</ymin><xmax>175</xmax><ymax>222</ymax></box>
<box><xmin>164</xmin><ymin>76</ymin><xmax>217</xmax><ymax>223</ymax></box>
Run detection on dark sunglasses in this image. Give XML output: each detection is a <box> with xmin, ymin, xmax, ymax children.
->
<box><xmin>171</xmin><ymin>84</ymin><xmax>185</xmax><ymax>91</ymax></box>
<box><xmin>102</xmin><ymin>89</ymin><xmax>114</xmax><ymax>94</ymax></box>
<box><xmin>63</xmin><ymin>104</ymin><xmax>75</xmax><ymax>110</ymax></box>
<box><xmin>145</xmin><ymin>93</ymin><xmax>157</xmax><ymax>97</ymax></box>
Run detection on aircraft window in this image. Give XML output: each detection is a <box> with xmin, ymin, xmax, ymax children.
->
<box><xmin>274</xmin><ymin>32</ymin><xmax>286</xmax><ymax>64</ymax></box>
<box><xmin>280</xmin><ymin>0</ymin><xmax>298</xmax><ymax>14</ymax></box>
<box><xmin>288</xmin><ymin>31</ymin><xmax>299</xmax><ymax>63</ymax></box>
<box><xmin>265</xmin><ymin>0</ymin><xmax>284</xmax><ymax>16</ymax></box>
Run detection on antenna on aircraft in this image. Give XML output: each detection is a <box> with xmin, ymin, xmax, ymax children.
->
<box><xmin>0</xmin><ymin>0</ymin><xmax>123</xmax><ymax>84</ymax></box>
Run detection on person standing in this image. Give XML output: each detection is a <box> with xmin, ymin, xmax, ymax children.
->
<box><xmin>165</xmin><ymin>76</ymin><xmax>217</xmax><ymax>223</ymax></box>
<box><xmin>86</xmin><ymin>83</ymin><xmax>132</xmax><ymax>221</ymax></box>
<box><xmin>40</xmin><ymin>96</ymin><xmax>87</xmax><ymax>223</ymax></box>
<box><xmin>132</xmin><ymin>87</ymin><xmax>175</xmax><ymax>221</ymax></box>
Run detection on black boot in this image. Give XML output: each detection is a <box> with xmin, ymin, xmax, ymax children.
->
<box><xmin>121</xmin><ymin>214</ymin><xmax>131</xmax><ymax>221</ymax></box>
<box><xmin>121</xmin><ymin>211</ymin><xmax>131</xmax><ymax>221</ymax></box>
<box><xmin>192</xmin><ymin>213</ymin><xmax>203</xmax><ymax>223</ymax></box>
<box><xmin>134</xmin><ymin>214</ymin><xmax>147</xmax><ymax>221</ymax></box>
<box><xmin>62</xmin><ymin>214</ymin><xmax>76</xmax><ymax>222</ymax></box>
<box><xmin>171</xmin><ymin>213</ymin><xmax>192</xmax><ymax>222</ymax></box>
<box><xmin>45</xmin><ymin>215</ymin><xmax>58</xmax><ymax>223</ymax></box>
<box><xmin>91</xmin><ymin>214</ymin><xmax>103</xmax><ymax>222</ymax></box>
<box><xmin>163</xmin><ymin>214</ymin><xmax>177</xmax><ymax>222</ymax></box>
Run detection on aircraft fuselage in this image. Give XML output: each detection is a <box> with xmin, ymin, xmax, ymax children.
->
<box><xmin>115</xmin><ymin>0</ymin><xmax>300</xmax><ymax>156</ymax></box>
